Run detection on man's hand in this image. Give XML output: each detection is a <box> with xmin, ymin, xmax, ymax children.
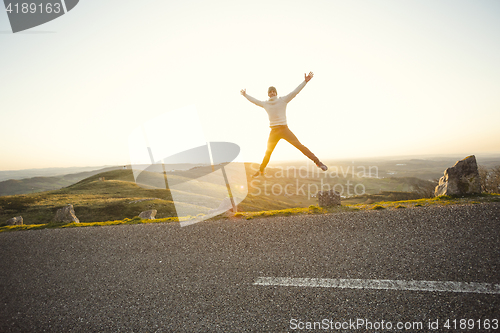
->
<box><xmin>305</xmin><ymin>71</ymin><xmax>314</xmax><ymax>82</ymax></box>
<box><xmin>240</xmin><ymin>89</ymin><xmax>246</xmax><ymax>96</ymax></box>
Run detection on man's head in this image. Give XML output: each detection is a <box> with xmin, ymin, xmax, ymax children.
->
<box><xmin>268</xmin><ymin>86</ymin><xmax>277</xmax><ymax>98</ymax></box>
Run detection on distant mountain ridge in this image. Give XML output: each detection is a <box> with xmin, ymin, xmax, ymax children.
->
<box><xmin>0</xmin><ymin>163</ymin><xmax>209</xmax><ymax>182</ymax></box>
<box><xmin>0</xmin><ymin>166</ymin><xmax>119</xmax><ymax>182</ymax></box>
<box><xmin>0</xmin><ymin>167</ymin><xmax>124</xmax><ymax>196</ymax></box>
<box><xmin>0</xmin><ymin>166</ymin><xmax>296</xmax><ymax>225</ymax></box>
<box><xmin>0</xmin><ymin>164</ymin><xmax>208</xmax><ymax>196</ymax></box>
<box><xmin>2</xmin><ymin>156</ymin><xmax>499</xmax><ymax>197</ymax></box>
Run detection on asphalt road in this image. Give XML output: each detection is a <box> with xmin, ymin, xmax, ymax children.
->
<box><xmin>1</xmin><ymin>203</ymin><xmax>499</xmax><ymax>332</ymax></box>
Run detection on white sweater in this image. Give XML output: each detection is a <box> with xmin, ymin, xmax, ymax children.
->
<box><xmin>244</xmin><ymin>80</ymin><xmax>307</xmax><ymax>127</ymax></box>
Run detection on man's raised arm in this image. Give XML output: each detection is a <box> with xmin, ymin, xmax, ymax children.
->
<box><xmin>283</xmin><ymin>72</ymin><xmax>314</xmax><ymax>103</ymax></box>
<box><xmin>241</xmin><ymin>89</ymin><xmax>264</xmax><ymax>108</ymax></box>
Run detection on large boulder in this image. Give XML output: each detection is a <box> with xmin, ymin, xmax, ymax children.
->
<box><xmin>434</xmin><ymin>155</ymin><xmax>481</xmax><ymax>196</ymax></box>
<box><xmin>139</xmin><ymin>209</ymin><xmax>157</xmax><ymax>220</ymax></box>
<box><xmin>318</xmin><ymin>189</ymin><xmax>341</xmax><ymax>207</ymax></box>
<box><xmin>54</xmin><ymin>204</ymin><xmax>80</xmax><ymax>223</ymax></box>
<box><xmin>7</xmin><ymin>216</ymin><xmax>23</xmax><ymax>226</ymax></box>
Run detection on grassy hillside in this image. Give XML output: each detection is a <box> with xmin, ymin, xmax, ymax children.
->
<box><xmin>3</xmin><ymin>194</ymin><xmax>500</xmax><ymax>232</ymax></box>
<box><xmin>0</xmin><ymin>165</ymin><xmax>290</xmax><ymax>225</ymax></box>
<box><xmin>0</xmin><ymin>163</ymin><xmax>438</xmax><ymax>226</ymax></box>
<box><xmin>0</xmin><ymin>164</ymin><xmax>207</xmax><ymax>196</ymax></box>
<box><xmin>241</xmin><ymin>163</ymin><xmax>436</xmax><ymax>207</ymax></box>
<box><xmin>0</xmin><ymin>169</ymin><xmax>176</xmax><ymax>225</ymax></box>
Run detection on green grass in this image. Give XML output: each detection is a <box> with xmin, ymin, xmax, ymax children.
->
<box><xmin>0</xmin><ymin>163</ymin><xmax>439</xmax><ymax>225</ymax></box>
<box><xmin>232</xmin><ymin>205</ymin><xmax>354</xmax><ymax>220</ymax></box>
<box><xmin>2</xmin><ymin>193</ymin><xmax>499</xmax><ymax>232</ymax></box>
<box><xmin>0</xmin><ymin>170</ymin><xmax>179</xmax><ymax>225</ymax></box>
<box><xmin>347</xmin><ymin>193</ymin><xmax>500</xmax><ymax>211</ymax></box>
<box><xmin>2</xmin><ymin>164</ymin><xmax>499</xmax><ymax>232</ymax></box>
<box><xmin>0</xmin><ymin>216</ymin><xmax>182</xmax><ymax>232</ymax></box>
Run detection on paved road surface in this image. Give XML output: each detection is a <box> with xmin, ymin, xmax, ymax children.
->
<box><xmin>1</xmin><ymin>203</ymin><xmax>499</xmax><ymax>332</ymax></box>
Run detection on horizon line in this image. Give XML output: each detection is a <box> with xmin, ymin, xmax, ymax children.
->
<box><xmin>1</xmin><ymin>152</ymin><xmax>500</xmax><ymax>173</ymax></box>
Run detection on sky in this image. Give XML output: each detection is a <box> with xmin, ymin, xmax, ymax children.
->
<box><xmin>0</xmin><ymin>0</ymin><xmax>499</xmax><ymax>171</ymax></box>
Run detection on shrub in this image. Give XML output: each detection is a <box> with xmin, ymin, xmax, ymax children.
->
<box><xmin>479</xmin><ymin>165</ymin><xmax>500</xmax><ymax>194</ymax></box>
<box><xmin>309</xmin><ymin>205</ymin><xmax>320</xmax><ymax>212</ymax></box>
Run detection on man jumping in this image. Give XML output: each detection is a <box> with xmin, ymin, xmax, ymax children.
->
<box><xmin>241</xmin><ymin>72</ymin><xmax>328</xmax><ymax>178</ymax></box>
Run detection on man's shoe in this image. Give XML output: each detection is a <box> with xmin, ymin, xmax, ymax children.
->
<box><xmin>316</xmin><ymin>162</ymin><xmax>328</xmax><ymax>171</ymax></box>
<box><xmin>252</xmin><ymin>171</ymin><xmax>264</xmax><ymax>178</ymax></box>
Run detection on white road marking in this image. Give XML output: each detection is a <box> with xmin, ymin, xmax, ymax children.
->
<box><xmin>254</xmin><ymin>277</ymin><xmax>500</xmax><ymax>294</ymax></box>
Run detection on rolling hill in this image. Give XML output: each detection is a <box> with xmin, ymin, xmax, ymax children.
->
<box><xmin>0</xmin><ymin>162</ymin><xmax>440</xmax><ymax>225</ymax></box>
<box><xmin>0</xmin><ymin>167</ymin><xmax>123</xmax><ymax>196</ymax></box>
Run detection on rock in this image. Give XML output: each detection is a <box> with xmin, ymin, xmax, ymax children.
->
<box><xmin>7</xmin><ymin>216</ymin><xmax>23</xmax><ymax>226</ymax></box>
<box><xmin>54</xmin><ymin>204</ymin><xmax>80</xmax><ymax>223</ymax></box>
<box><xmin>139</xmin><ymin>209</ymin><xmax>157</xmax><ymax>220</ymax></box>
<box><xmin>434</xmin><ymin>155</ymin><xmax>481</xmax><ymax>196</ymax></box>
<box><xmin>318</xmin><ymin>189</ymin><xmax>341</xmax><ymax>207</ymax></box>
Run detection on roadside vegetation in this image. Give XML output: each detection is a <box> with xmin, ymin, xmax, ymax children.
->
<box><xmin>0</xmin><ymin>166</ymin><xmax>437</xmax><ymax>226</ymax></box>
<box><xmin>2</xmin><ymin>193</ymin><xmax>498</xmax><ymax>232</ymax></box>
<box><xmin>478</xmin><ymin>165</ymin><xmax>500</xmax><ymax>194</ymax></box>
<box><xmin>1</xmin><ymin>164</ymin><xmax>499</xmax><ymax>232</ymax></box>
